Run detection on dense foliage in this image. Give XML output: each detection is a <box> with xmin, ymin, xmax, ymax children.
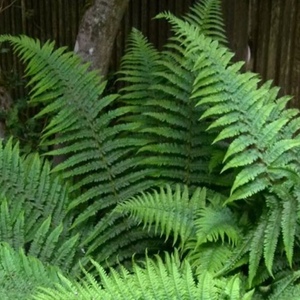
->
<box><xmin>0</xmin><ymin>0</ymin><xmax>300</xmax><ymax>298</ymax></box>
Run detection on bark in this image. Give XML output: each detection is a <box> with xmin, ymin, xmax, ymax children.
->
<box><xmin>75</xmin><ymin>0</ymin><xmax>130</xmax><ymax>76</ymax></box>
<box><xmin>53</xmin><ymin>0</ymin><xmax>129</xmax><ymax>166</ymax></box>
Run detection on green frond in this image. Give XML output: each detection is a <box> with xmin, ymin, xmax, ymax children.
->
<box><xmin>160</xmin><ymin>18</ymin><xmax>300</xmax><ymax>202</ymax></box>
<box><xmin>33</xmin><ymin>253</ymin><xmax>253</xmax><ymax>300</ymax></box>
<box><xmin>0</xmin><ymin>34</ymin><xmax>164</xmax><ymax>268</ymax></box>
<box><xmin>117</xmin><ymin>2</ymin><xmax>232</xmax><ymax>189</ymax></box>
<box><xmin>184</xmin><ymin>0</ymin><xmax>227</xmax><ymax>44</ymax></box>
<box><xmin>195</xmin><ymin>205</ymin><xmax>240</xmax><ymax>246</ymax></box>
<box><xmin>33</xmin><ymin>254</ymin><xmax>199</xmax><ymax>300</ymax></box>
<box><xmin>117</xmin><ymin>184</ymin><xmax>207</xmax><ymax>246</ymax></box>
<box><xmin>214</xmin><ymin>233</ymin><xmax>254</xmax><ymax>278</ymax></box>
<box><xmin>186</xmin><ymin>242</ymin><xmax>233</xmax><ymax>274</ymax></box>
<box><xmin>248</xmin><ymin>218</ymin><xmax>267</xmax><ymax>287</ymax></box>
<box><xmin>118</xmin><ymin>28</ymin><xmax>162</xmax><ymax>110</ymax></box>
<box><xmin>156</xmin><ymin>0</ymin><xmax>227</xmax><ymax>44</ymax></box>
<box><xmin>224</xmin><ymin>275</ymin><xmax>255</xmax><ymax>300</ymax></box>
<box><xmin>268</xmin><ymin>271</ymin><xmax>300</xmax><ymax>300</ymax></box>
<box><xmin>281</xmin><ymin>192</ymin><xmax>298</xmax><ymax>267</ymax></box>
<box><xmin>0</xmin><ymin>242</ymin><xmax>63</xmax><ymax>300</ymax></box>
<box><xmin>268</xmin><ymin>284</ymin><xmax>300</xmax><ymax>300</ymax></box>
<box><xmin>263</xmin><ymin>198</ymin><xmax>282</xmax><ymax>276</ymax></box>
<box><xmin>0</xmin><ymin>138</ymin><xmax>80</xmax><ymax>271</ymax></box>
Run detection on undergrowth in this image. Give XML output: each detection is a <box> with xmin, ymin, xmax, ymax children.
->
<box><xmin>0</xmin><ymin>0</ymin><xmax>300</xmax><ymax>299</ymax></box>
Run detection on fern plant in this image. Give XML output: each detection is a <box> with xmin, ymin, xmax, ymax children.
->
<box><xmin>0</xmin><ymin>0</ymin><xmax>233</xmax><ymax>269</ymax></box>
<box><xmin>117</xmin><ymin>184</ymin><xmax>242</xmax><ymax>275</ymax></box>
<box><xmin>117</xmin><ymin>0</ymin><xmax>231</xmax><ymax>189</ymax></box>
<box><xmin>174</xmin><ymin>12</ymin><xmax>300</xmax><ymax>295</ymax></box>
<box><xmin>0</xmin><ymin>138</ymin><xmax>81</xmax><ymax>272</ymax></box>
<box><xmin>0</xmin><ymin>242</ymin><xmax>64</xmax><ymax>300</ymax></box>
<box><xmin>0</xmin><ymin>34</ymin><xmax>162</xmax><ymax>268</ymax></box>
<box><xmin>33</xmin><ymin>252</ymin><xmax>254</xmax><ymax>300</ymax></box>
<box><xmin>1</xmin><ymin>0</ymin><xmax>300</xmax><ymax>298</ymax></box>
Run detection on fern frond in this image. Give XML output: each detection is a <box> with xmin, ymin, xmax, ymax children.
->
<box><xmin>33</xmin><ymin>253</ymin><xmax>252</xmax><ymax>300</ymax></box>
<box><xmin>268</xmin><ymin>271</ymin><xmax>300</xmax><ymax>300</ymax></box>
<box><xmin>158</xmin><ymin>17</ymin><xmax>300</xmax><ymax>203</ymax></box>
<box><xmin>195</xmin><ymin>205</ymin><xmax>240</xmax><ymax>246</ymax></box>
<box><xmin>280</xmin><ymin>189</ymin><xmax>298</xmax><ymax>267</ymax></box>
<box><xmin>184</xmin><ymin>0</ymin><xmax>227</xmax><ymax>43</ymax></box>
<box><xmin>117</xmin><ymin>184</ymin><xmax>207</xmax><ymax>246</ymax></box>
<box><xmin>156</xmin><ymin>0</ymin><xmax>227</xmax><ymax>44</ymax></box>
<box><xmin>263</xmin><ymin>197</ymin><xmax>282</xmax><ymax>276</ymax></box>
<box><xmin>0</xmin><ymin>138</ymin><xmax>80</xmax><ymax>272</ymax></box>
<box><xmin>118</xmin><ymin>7</ymin><xmax>231</xmax><ymax>188</ymax></box>
<box><xmin>34</xmin><ymin>254</ymin><xmax>198</xmax><ymax>300</ymax></box>
<box><xmin>269</xmin><ymin>284</ymin><xmax>300</xmax><ymax>300</ymax></box>
<box><xmin>186</xmin><ymin>242</ymin><xmax>234</xmax><ymax>274</ymax></box>
<box><xmin>0</xmin><ymin>34</ymin><xmax>164</xmax><ymax>268</ymax></box>
<box><xmin>0</xmin><ymin>242</ymin><xmax>63</xmax><ymax>300</ymax></box>
<box><xmin>118</xmin><ymin>28</ymin><xmax>162</xmax><ymax>103</ymax></box>
<box><xmin>248</xmin><ymin>217</ymin><xmax>267</xmax><ymax>287</ymax></box>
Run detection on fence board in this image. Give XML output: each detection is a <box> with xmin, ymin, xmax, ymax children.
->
<box><xmin>0</xmin><ymin>0</ymin><xmax>299</xmax><ymax>107</ymax></box>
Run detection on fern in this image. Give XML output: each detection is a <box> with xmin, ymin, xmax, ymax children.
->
<box><xmin>0</xmin><ymin>34</ymin><xmax>162</xmax><ymax>267</ymax></box>
<box><xmin>195</xmin><ymin>204</ymin><xmax>240</xmax><ymax>245</ymax></box>
<box><xmin>1</xmin><ymin>0</ymin><xmax>300</xmax><ymax>298</ymax></box>
<box><xmin>157</xmin><ymin>0</ymin><xmax>227</xmax><ymax>44</ymax></box>
<box><xmin>0</xmin><ymin>138</ymin><xmax>80</xmax><ymax>272</ymax></box>
<box><xmin>0</xmin><ymin>242</ymin><xmax>63</xmax><ymax>300</ymax></box>
<box><xmin>117</xmin><ymin>184</ymin><xmax>205</xmax><ymax>245</ymax></box>
<box><xmin>154</xmin><ymin>9</ymin><xmax>300</xmax><ymax>283</ymax></box>
<box><xmin>267</xmin><ymin>271</ymin><xmax>300</xmax><ymax>299</ymax></box>
<box><xmin>33</xmin><ymin>253</ymin><xmax>253</xmax><ymax>300</ymax></box>
<box><xmin>162</xmin><ymin>13</ymin><xmax>300</xmax><ymax>201</ymax></box>
<box><xmin>117</xmin><ymin>184</ymin><xmax>242</xmax><ymax>276</ymax></box>
<box><xmin>188</xmin><ymin>243</ymin><xmax>234</xmax><ymax>275</ymax></box>
<box><xmin>118</xmin><ymin>0</ymin><xmax>232</xmax><ymax>188</ymax></box>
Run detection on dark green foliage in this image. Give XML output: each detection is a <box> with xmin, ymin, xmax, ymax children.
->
<box><xmin>0</xmin><ymin>0</ymin><xmax>300</xmax><ymax>298</ymax></box>
<box><xmin>33</xmin><ymin>253</ymin><xmax>254</xmax><ymax>300</ymax></box>
<box><xmin>0</xmin><ymin>138</ymin><xmax>80</xmax><ymax>272</ymax></box>
<box><xmin>118</xmin><ymin>0</ymin><xmax>231</xmax><ymax>188</ymax></box>
<box><xmin>0</xmin><ymin>242</ymin><xmax>63</xmax><ymax>300</ymax></box>
<box><xmin>0</xmin><ymin>32</ymin><xmax>161</xmax><ymax>268</ymax></box>
<box><xmin>3</xmin><ymin>97</ymin><xmax>47</xmax><ymax>154</ymax></box>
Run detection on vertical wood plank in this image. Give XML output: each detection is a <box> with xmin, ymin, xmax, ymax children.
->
<box><xmin>0</xmin><ymin>0</ymin><xmax>299</xmax><ymax>105</ymax></box>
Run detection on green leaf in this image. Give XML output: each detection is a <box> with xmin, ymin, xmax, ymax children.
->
<box><xmin>230</xmin><ymin>164</ymin><xmax>266</xmax><ymax>194</ymax></box>
<box><xmin>248</xmin><ymin>218</ymin><xmax>267</xmax><ymax>287</ymax></box>
<box><xmin>281</xmin><ymin>196</ymin><xmax>298</xmax><ymax>267</ymax></box>
<box><xmin>263</xmin><ymin>198</ymin><xmax>282</xmax><ymax>276</ymax></box>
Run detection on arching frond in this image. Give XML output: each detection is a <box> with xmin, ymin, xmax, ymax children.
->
<box><xmin>0</xmin><ymin>138</ymin><xmax>80</xmax><ymax>272</ymax></box>
<box><xmin>187</xmin><ymin>242</ymin><xmax>234</xmax><ymax>275</ymax></box>
<box><xmin>195</xmin><ymin>204</ymin><xmax>240</xmax><ymax>246</ymax></box>
<box><xmin>157</xmin><ymin>0</ymin><xmax>227</xmax><ymax>44</ymax></box>
<box><xmin>33</xmin><ymin>253</ymin><xmax>252</xmax><ymax>300</ymax></box>
<box><xmin>117</xmin><ymin>184</ymin><xmax>207</xmax><ymax>246</ymax></box>
<box><xmin>268</xmin><ymin>271</ymin><xmax>300</xmax><ymax>300</ymax></box>
<box><xmin>0</xmin><ymin>34</ymin><xmax>161</xmax><ymax>268</ymax></box>
<box><xmin>118</xmin><ymin>8</ymin><xmax>232</xmax><ymax>188</ymax></box>
<box><xmin>0</xmin><ymin>242</ymin><xmax>63</xmax><ymax>300</ymax></box>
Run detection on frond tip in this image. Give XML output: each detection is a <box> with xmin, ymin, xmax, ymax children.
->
<box><xmin>117</xmin><ymin>184</ymin><xmax>207</xmax><ymax>245</ymax></box>
<box><xmin>33</xmin><ymin>253</ymin><xmax>253</xmax><ymax>300</ymax></box>
<box><xmin>0</xmin><ymin>242</ymin><xmax>63</xmax><ymax>300</ymax></box>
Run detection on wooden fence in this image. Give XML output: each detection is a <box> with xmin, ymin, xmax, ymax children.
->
<box><xmin>0</xmin><ymin>0</ymin><xmax>300</xmax><ymax>106</ymax></box>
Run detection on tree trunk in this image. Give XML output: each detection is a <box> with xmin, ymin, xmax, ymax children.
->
<box><xmin>74</xmin><ymin>0</ymin><xmax>130</xmax><ymax>76</ymax></box>
<box><xmin>53</xmin><ymin>0</ymin><xmax>129</xmax><ymax>166</ymax></box>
